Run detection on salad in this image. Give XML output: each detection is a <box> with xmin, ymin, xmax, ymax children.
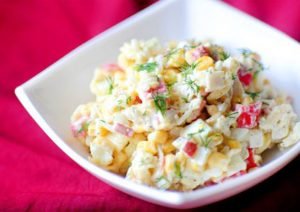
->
<box><xmin>71</xmin><ymin>38</ymin><xmax>300</xmax><ymax>191</ymax></box>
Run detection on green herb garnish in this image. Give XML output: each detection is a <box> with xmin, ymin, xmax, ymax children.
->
<box><xmin>153</xmin><ymin>94</ymin><xmax>168</xmax><ymax>115</ymax></box>
<box><xmin>105</xmin><ymin>76</ymin><xmax>114</xmax><ymax>94</ymax></box>
<box><xmin>136</xmin><ymin>62</ymin><xmax>158</xmax><ymax>73</ymax></box>
<box><xmin>165</xmin><ymin>48</ymin><xmax>180</xmax><ymax>61</ymax></box>
<box><xmin>187</xmin><ymin>129</ymin><xmax>205</xmax><ymax>139</ymax></box>
<box><xmin>185</xmin><ymin>77</ymin><xmax>199</xmax><ymax>94</ymax></box>
<box><xmin>181</xmin><ymin>96</ymin><xmax>189</xmax><ymax>103</ymax></box>
<box><xmin>78</xmin><ymin>122</ymin><xmax>89</xmax><ymax>133</ymax></box>
<box><xmin>219</xmin><ymin>51</ymin><xmax>230</xmax><ymax>61</ymax></box>
<box><xmin>245</xmin><ymin>91</ymin><xmax>261</xmax><ymax>100</ymax></box>
<box><xmin>174</xmin><ymin>162</ymin><xmax>182</xmax><ymax>179</ymax></box>
<box><xmin>203</xmin><ymin>136</ymin><xmax>213</xmax><ymax>148</ymax></box>
<box><xmin>181</xmin><ymin>62</ymin><xmax>198</xmax><ymax>78</ymax></box>
<box><xmin>226</xmin><ymin>111</ymin><xmax>239</xmax><ymax>119</ymax></box>
<box><xmin>231</xmin><ymin>74</ymin><xmax>237</xmax><ymax>80</ymax></box>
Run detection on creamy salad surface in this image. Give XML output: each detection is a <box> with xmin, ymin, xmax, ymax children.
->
<box><xmin>71</xmin><ymin>38</ymin><xmax>300</xmax><ymax>191</ymax></box>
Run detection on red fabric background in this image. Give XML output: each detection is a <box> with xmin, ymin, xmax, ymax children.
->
<box><xmin>0</xmin><ymin>0</ymin><xmax>299</xmax><ymax>211</ymax></box>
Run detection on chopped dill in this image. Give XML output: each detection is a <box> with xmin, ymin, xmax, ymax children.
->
<box><xmin>219</xmin><ymin>51</ymin><xmax>230</xmax><ymax>61</ymax></box>
<box><xmin>164</xmin><ymin>48</ymin><xmax>179</xmax><ymax>61</ymax></box>
<box><xmin>181</xmin><ymin>96</ymin><xmax>189</xmax><ymax>103</ymax></box>
<box><xmin>181</xmin><ymin>62</ymin><xmax>198</xmax><ymax>78</ymax></box>
<box><xmin>136</xmin><ymin>62</ymin><xmax>158</xmax><ymax>73</ymax></box>
<box><xmin>226</xmin><ymin>111</ymin><xmax>239</xmax><ymax>119</ymax></box>
<box><xmin>246</xmin><ymin>91</ymin><xmax>261</xmax><ymax>100</ymax></box>
<box><xmin>184</xmin><ymin>77</ymin><xmax>199</xmax><ymax>94</ymax></box>
<box><xmin>153</xmin><ymin>94</ymin><xmax>168</xmax><ymax>115</ymax></box>
<box><xmin>187</xmin><ymin>129</ymin><xmax>205</xmax><ymax>139</ymax></box>
<box><xmin>105</xmin><ymin>76</ymin><xmax>114</xmax><ymax>94</ymax></box>
<box><xmin>232</xmin><ymin>74</ymin><xmax>237</xmax><ymax>80</ymax></box>
<box><xmin>78</xmin><ymin>122</ymin><xmax>89</xmax><ymax>133</ymax></box>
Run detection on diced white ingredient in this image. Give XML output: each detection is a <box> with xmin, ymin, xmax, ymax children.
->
<box><xmin>248</xmin><ymin>130</ymin><xmax>264</xmax><ymax>148</ymax></box>
<box><xmin>281</xmin><ymin>122</ymin><xmax>300</xmax><ymax>148</ymax></box>
<box><xmin>155</xmin><ymin>177</ymin><xmax>171</xmax><ymax>190</ymax></box>
<box><xmin>177</xmin><ymin>98</ymin><xmax>202</xmax><ymax>125</ymax></box>
<box><xmin>172</xmin><ymin>137</ymin><xmax>188</xmax><ymax>150</ymax></box>
<box><xmin>230</xmin><ymin>128</ymin><xmax>250</xmax><ymax>142</ymax></box>
<box><xmin>180</xmin><ymin>170</ymin><xmax>203</xmax><ymax>190</ymax></box>
<box><xmin>259</xmin><ymin>104</ymin><xmax>297</xmax><ymax>140</ymax></box>
<box><xmin>106</xmin><ymin>133</ymin><xmax>129</xmax><ymax>152</ymax></box>
<box><xmin>226</xmin><ymin>154</ymin><xmax>247</xmax><ymax>177</ymax></box>
<box><xmin>180</xmin><ymin>119</ymin><xmax>212</xmax><ymax>143</ymax></box>
<box><xmin>90</xmin><ymin>139</ymin><xmax>113</xmax><ymax>166</ymax></box>
<box><xmin>206</xmin><ymin>71</ymin><xmax>226</xmax><ymax>92</ymax></box>
<box><xmin>193</xmin><ymin>147</ymin><xmax>211</xmax><ymax>166</ymax></box>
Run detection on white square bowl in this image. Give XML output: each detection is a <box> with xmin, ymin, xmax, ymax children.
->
<box><xmin>15</xmin><ymin>0</ymin><xmax>300</xmax><ymax>209</ymax></box>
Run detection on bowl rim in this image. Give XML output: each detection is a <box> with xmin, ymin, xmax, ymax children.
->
<box><xmin>14</xmin><ymin>0</ymin><xmax>300</xmax><ymax>208</ymax></box>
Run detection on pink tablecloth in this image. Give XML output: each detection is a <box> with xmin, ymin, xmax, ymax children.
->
<box><xmin>0</xmin><ymin>0</ymin><xmax>299</xmax><ymax>210</ymax></box>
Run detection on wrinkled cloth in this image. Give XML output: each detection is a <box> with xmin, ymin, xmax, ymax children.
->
<box><xmin>0</xmin><ymin>0</ymin><xmax>299</xmax><ymax>211</ymax></box>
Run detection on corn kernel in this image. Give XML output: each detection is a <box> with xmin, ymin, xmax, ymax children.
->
<box><xmin>148</xmin><ymin>130</ymin><xmax>168</xmax><ymax>144</ymax></box>
<box><xmin>163</xmin><ymin>68</ymin><xmax>178</xmax><ymax>84</ymax></box>
<box><xmin>226</xmin><ymin>139</ymin><xmax>241</xmax><ymax>149</ymax></box>
<box><xmin>208</xmin><ymin>152</ymin><xmax>229</xmax><ymax>171</ymax></box>
<box><xmin>166</xmin><ymin>48</ymin><xmax>186</xmax><ymax>68</ymax></box>
<box><xmin>162</xmin><ymin>142</ymin><xmax>176</xmax><ymax>154</ymax></box>
<box><xmin>195</xmin><ymin>56</ymin><xmax>214</xmax><ymax>71</ymax></box>
<box><xmin>98</xmin><ymin>126</ymin><xmax>109</xmax><ymax>136</ymax></box>
<box><xmin>144</xmin><ymin>141</ymin><xmax>157</xmax><ymax>154</ymax></box>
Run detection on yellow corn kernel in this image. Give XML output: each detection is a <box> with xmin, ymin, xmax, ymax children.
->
<box><xmin>195</xmin><ymin>56</ymin><xmax>214</xmax><ymax>71</ymax></box>
<box><xmin>107</xmin><ymin>151</ymin><xmax>127</xmax><ymax>173</ymax></box>
<box><xmin>166</xmin><ymin>48</ymin><xmax>186</xmax><ymax>68</ymax></box>
<box><xmin>163</xmin><ymin>68</ymin><xmax>178</xmax><ymax>84</ymax></box>
<box><xmin>164</xmin><ymin>154</ymin><xmax>175</xmax><ymax>172</ymax></box>
<box><xmin>98</xmin><ymin>127</ymin><xmax>109</xmax><ymax>136</ymax></box>
<box><xmin>162</xmin><ymin>142</ymin><xmax>176</xmax><ymax>154</ymax></box>
<box><xmin>226</xmin><ymin>139</ymin><xmax>241</xmax><ymax>149</ymax></box>
<box><xmin>132</xmin><ymin>133</ymin><xmax>146</xmax><ymax>141</ymax></box>
<box><xmin>206</xmin><ymin>105</ymin><xmax>219</xmax><ymax>116</ymax></box>
<box><xmin>208</xmin><ymin>152</ymin><xmax>229</xmax><ymax>171</ymax></box>
<box><xmin>144</xmin><ymin>141</ymin><xmax>157</xmax><ymax>154</ymax></box>
<box><xmin>148</xmin><ymin>130</ymin><xmax>168</xmax><ymax>144</ymax></box>
<box><xmin>242</xmin><ymin>96</ymin><xmax>253</xmax><ymax>105</ymax></box>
